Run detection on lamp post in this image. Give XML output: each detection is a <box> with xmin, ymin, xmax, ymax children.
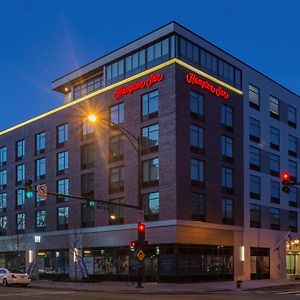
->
<box><xmin>34</xmin><ymin>235</ymin><xmax>41</xmax><ymax>281</ymax></box>
<box><xmin>88</xmin><ymin>114</ymin><xmax>144</xmax><ymax>288</ymax></box>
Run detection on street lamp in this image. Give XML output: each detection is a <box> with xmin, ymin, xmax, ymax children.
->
<box><xmin>34</xmin><ymin>235</ymin><xmax>41</xmax><ymax>281</ymax></box>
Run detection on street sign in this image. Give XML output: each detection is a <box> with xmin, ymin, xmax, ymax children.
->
<box><xmin>96</xmin><ymin>204</ymin><xmax>110</xmax><ymax>210</ymax></box>
<box><xmin>136</xmin><ymin>250</ymin><xmax>145</xmax><ymax>262</ymax></box>
<box><xmin>37</xmin><ymin>184</ymin><xmax>47</xmax><ymax>199</ymax></box>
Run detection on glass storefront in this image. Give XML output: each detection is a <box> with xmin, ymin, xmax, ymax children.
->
<box><xmin>250</xmin><ymin>247</ymin><xmax>270</xmax><ymax>280</ymax></box>
<box><xmin>0</xmin><ymin>252</ymin><xmax>25</xmax><ymax>271</ymax></box>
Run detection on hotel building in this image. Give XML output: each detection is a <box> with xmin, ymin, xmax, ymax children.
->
<box><xmin>0</xmin><ymin>22</ymin><xmax>299</xmax><ymax>281</ymax></box>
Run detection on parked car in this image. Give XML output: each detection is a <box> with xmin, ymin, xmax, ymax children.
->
<box><xmin>0</xmin><ymin>268</ymin><xmax>31</xmax><ymax>287</ymax></box>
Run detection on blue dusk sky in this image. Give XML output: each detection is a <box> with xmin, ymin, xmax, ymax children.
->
<box><xmin>0</xmin><ymin>0</ymin><xmax>299</xmax><ymax>130</ymax></box>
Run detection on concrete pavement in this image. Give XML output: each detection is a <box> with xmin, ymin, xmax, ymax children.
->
<box><xmin>28</xmin><ymin>278</ymin><xmax>300</xmax><ymax>294</ymax></box>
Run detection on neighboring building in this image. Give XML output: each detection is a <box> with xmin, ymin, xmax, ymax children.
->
<box><xmin>0</xmin><ymin>21</ymin><xmax>299</xmax><ymax>281</ymax></box>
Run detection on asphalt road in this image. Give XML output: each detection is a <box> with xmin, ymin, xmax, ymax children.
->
<box><xmin>1</xmin><ymin>287</ymin><xmax>300</xmax><ymax>300</ymax></box>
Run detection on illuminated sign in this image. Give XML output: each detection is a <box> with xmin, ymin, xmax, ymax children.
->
<box><xmin>186</xmin><ymin>72</ymin><xmax>229</xmax><ymax>100</ymax></box>
<box><xmin>114</xmin><ymin>73</ymin><xmax>164</xmax><ymax>100</ymax></box>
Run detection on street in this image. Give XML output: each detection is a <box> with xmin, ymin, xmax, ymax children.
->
<box><xmin>1</xmin><ymin>286</ymin><xmax>300</xmax><ymax>300</ymax></box>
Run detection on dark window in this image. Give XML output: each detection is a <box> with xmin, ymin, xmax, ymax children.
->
<box><xmin>142</xmin><ymin>158</ymin><xmax>159</xmax><ymax>188</ymax></box>
<box><xmin>222</xmin><ymin>198</ymin><xmax>234</xmax><ymax>224</ymax></box>
<box><xmin>16</xmin><ymin>189</ymin><xmax>25</xmax><ymax>210</ymax></box>
<box><xmin>35</xmin><ymin>132</ymin><xmax>45</xmax><ymax>154</ymax></box>
<box><xmin>289</xmin><ymin>211</ymin><xmax>297</xmax><ymax>232</ymax></box>
<box><xmin>250</xmin><ymin>204</ymin><xmax>261</xmax><ymax>228</ymax></box>
<box><xmin>81</xmin><ymin>173</ymin><xmax>94</xmax><ymax>198</ymax></box>
<box><xmin>57</xmin><ymin>178</ymin><xmax>69</xmax><ymax>203</ymax></box>
<box><xmin>190</xmin><ymin>159</ymin><xmax>204</xmax><ymax>186</ymax></box>
<box><xmin>81</xmin><ymin>203</ymin><xmax>95</xmax><ymax>228</ymax></box>
<box><xmin>73</xmin><ymin>74</ymin><xmax>103</xmax><ymax>100</ymax></box>
<box><xmin>191</xmin><ymin>193</ymin><xmax>205</xmax><ymax>221</ymax></box>
<box><xmin>142</xmin><ymin>90</ymin><xmax>158</xmax><ymax>121</ymax></box>
<box><xmin>57</xmin><ymin>207</ymin><xmax>68</xmax><ymax>230</ymax></box>
<box><xmin>270</xmin><ymin>153</ymin><xmax>280</xmax><ymax>177</ymax></box>
<box><xmin>16</xmin><ymin>213</ymin><xmax>25</xmax><ymax>233</ymax></box>
<box><xmin>190</xmin><ymin>91</ymin><xmax>204</xmax><ymax>120</ymax></box>
<box><xmin>270</xmin><ymin>180</ymin><xmax>280</xmax><ymax>204</ymax></box>
<box><xmin>57</xmin><ymin>123</ymin><xmax>68</xmax><ymax>147</ymax></box>
<box><xmin>249</xmin><ymin>146</ymin><xmax>261</xmax><ymax>171</ymax></box>
<box><xmin>190</xmin><ymin>124</ymin><xmax>204</xmax><ymax>153</ymax></box>
<box><xmin>0</xmin><ymin>193</ymin><xmax>7</xmax><ymax>212</ymax></box>
<box><xmin>110</xmin><ymin>103</ymin><xmax>124</xmax><ymax>125</ymax></box>
<box><xmin>249</xmin><ymin>84</ymin><xmax>260</xmax><ymax>110</ymax></box>
<box><xmin>270</xmin><ymin>127</ymin><xmax>280</xmax><ymax>150</ymax></box>
<box><xmin>109</xmin><ymin>166</ymin><xmax>124</xmax><ymax>193</ymax></box>
<box><xmin>289</xmin><ymin>186</ymin><xmax>297</xmax><ymax>207</ymax></box>
<box><xmin>250</xmin><ymin>175</ymin><xmax>260</xmax><ymax>199</ymax></box>
<box><xmin>221</xmin><ymin>104</ymin><xmax>233</xmax><ymax>130</ymax></box>
<box><xmin>288</xmin><ymin>160</ymin><xmax>297</xmax><ymax>181</ymax></box>
<box><xmin>16</xmin><ymin>164</ymin><xmax>25</xmax><ymax>184</ymax></box>
<box><xmin>36</xmin><ymin>210</ymin><xmax>46</xmax><ymax>231</ymax></box>
<box><xmin>249</xmin><ymin>118</ymin><xmax>260</xmax><ymax>143</ymax></box>
<box><xmin>82</xmin><ymin>118</ymin><xmax>94</xmax><ymax>139</ymax></box>
<box><xmin>270</xmin><ymin>207</ymin><xmax>280</xmax><ymax>230</ymax></box>
<box><xmin>36</xmin><ymin>158</ymin><xmax>46</xmax><ymax>180</ymax></box>
<box><xmin>0</xmin><ymin>146</ymin><xmax>7</xmax><ymax>166</ymax></box>
<box><xmin>0</xmin><ymin>216</ymin><xmax>7</xmax><ymax>235</ymax></box>
<box><xmin>221</xmin><ymin>135</ymin><xmax>233</xmax><ymax>162</ymax></box>
<box><xmin>288</xmin><ymin>105</ymin><xmax>297</xmax><ymax>128</ymax></box>
<box><xmin>143</xmin><ymin>192</ymin><xmax>159</xmax><ymax>221</ymax></box>
<box><xmin>125</xmin><ymin>50</ymin><xmax>146</xmax><ymax>77</ymax></box>
<box><xmin>288</xmin><ymin>135</ymin><xmax>297</xmax><ymax>157</ymax></box>
<box><xmin>141</xmin><ymin>124</ymin><xmax>159</xmax><ymax>153</ymax></box>
<box><xmin>57</xmin><ymin>151</ymin><xmax>69</xmax><ymax>174</ymax></box>
<box><xmin>16</xmin><ymin>140</ymin><xmax>25</xmax><ymax>160</ymax></box>
<box><xmin>109</xmin><ymin>198</ymin><xmax>124</xmax><ymax>224</ymax></box>
<box><xmin>0</xmin><ymin>170</ymin><xmax>7</xmax><ymax>188</ymax></box>
<box><xmin>81</xmin><ymin>143</ymin><xmax>94</xmax><ymax>169</ymax></box>
<box><xmin>269</xmin><ymin>96</ymin><xmax>279</xmax><ymax>119</ymax></box>
<box><xmin>109</xmin><ymin>135</ymin><xmax>124</xmax><ymax>161</ymax></box>
<box><xmin>222</xmin><ymin>167</ymin><xmax>234</xmax><ymax>193</ymax></box>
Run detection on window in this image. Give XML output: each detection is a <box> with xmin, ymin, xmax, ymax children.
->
<box><xmin>106</xmin><ymin>60</ymin><xmax>124</xmax><ymax>85</ymax></box>
<box><xmin>57</xmin><ymin>207</ymin><xmax>68</xmax><ymax>230</ymax></box>
<box><xmin>221</xmin><ymin>104</ymin><xmax>233</xmax><ymax>130</ymax></box>
<box><xmin>269</xmin><ymin>153</ymin><xmax>280</xmax><ymax>177</ymax></box>
<box><xmin>0</xmin><ymin>170</ymin><xmax>7</xmax><ymax>188</ymax></box>
<box><xmin>57</xmin><ymin>151</ymin><xmax>69</xmax><ymax>174</ymax></box>
<box><xmin>142</xmin><ymin>90</ymin><xmax>158</xmax><ymax>120</ymax></box>
<box><xmin>249</xmin><ymin>146</ymin><xmax>261</xmax><ymax>171</ymax></box>
<box><xmin>270</xmin><ymin>181</ymin><xmax>280</xmax><ymax>204</ymax></box>
<box><xmin>289</xmin><ymin>186</ymin><xmax>297</xmax><ymax>207</ymax></box>
<box><xmin>222</xmin><ymin>167</ymin><xmax>234</xmax><ymax>193</ymax></box>
<box><xmin>270</xmin><ymin>207</ymin><xmax>280</xmax><ymax>230</ymax></box>
<box><xmin>288</xmin><ymin>135</ymin><xmax>297</xmax><ymax>157</ymax></box>
<box><xmin>142</xmin><ymin>158</ymin><xmax>159</xmax><ymax>187</ymax></box>
<box><xmin>109</xmin><ymin>135</ymin><xmax>124</xmax><ymax>161</ymax></box>
<box><xmin>36</xmin><ymin>158</ymin><xmax>46</xmax><ymax>179</ymax></box>
<box><xmin>36</xmin><ymin>210</ymin><xmax>46</xmax><ymax>231</ymax></box>
<box><xmin>190</xmin><ymin>125</ymin><xmax>204</xmax><ymax>153</ymax></box>
<box><xmin>0</xmin><ymin>216</ymin><xmax>7</xmax><ymax>235</ymax></box>
<box><xmin>110</xmin><ymin>103</ymin><xmax>124</xmax><ymax>125</ymax></box>
<box><xmin>221</xmin><ymin>136</ymin><xmax>233</xmax><ymax>161</ymax></box>
<box><xmin>288</xmin><ymin>105</ymin><xmax>297</xmax><ymax>128</ymax></box>
<box><xmin>57</xmin><ymin>178</ymin><xmax>69</xmax><ymax>203</ymax></box>
<box><xmin>146</xmin><ymin>38</ymin><xmax>171</xmax><ymax>68</ymax></box>
<box><xmin>250</xmin><ymin>204</ymin><xmax>261</xmax><ymax>228</ymax></box>
<box><xmin>16</xmin><ymin>140</ymin><xmax>25</xmax><ymax>160</ymax></box>
<box><xmin>191</xmin><ymin>193</ymin><xmax>205</xmax><ymax>221</ymax></box>
<box><xmin>82</xmin><ymin>118</ymin><xmax>94</xmax><ymax>138</ymax></box>
<box><xmin>81</xmin><ymin>173</ymin><xmax>94</xmax><ymax>198</ymax></box>
<box><xmin>270</xmin><ymin>127</ymin><xmax>280</xmax><ymax>150</ymax></box>
<box><xmin>250</xmin><ymin>175</ymin><xmax>260</xmax><ymax>200</ymax></box>
<box><xmin>269</xmin><ymin>96</ymin><xmax>279</xmax><ymax>119</ymax></box>
<box><xmin>109</xmin><ymin>198</ymin><xmax>124</xmax><ymax>225</ymax></box>
<box><xmin>81</xmin><ymin>143</ymin><xmax>94</xmax><ymax>169</ymax></box>
<box><xmin>142</xmin><ymin>124</ymin><xmax>159</xmax><ymax>153</ymax></box>
<box><xmin>249</xmin><ymin>84</ymin><xmax>260</xmax><ymax>110</ymax></box>
<box><xmin>222</xmin><ymin>198</ymin><xmax>234</xmax><ymax>224</ymax></box>
<box><xmin>179</xmin><ymin>37</ymin><xmax>199</xmax><ymax>66</ymax></box>
<box><xmin>125</xmin><ymin>50</ymin><xmax>146</xmax><ymax>77</ymax></box>
<box><xmin>249</xmin><ymin>118</ymin><xmax>260</xmax><ymax>143</ymax></box>
<box><xmin>81</xmin><ymin>203</ymin><xmax>95</xmax><ymax>228</ymax></box>
<box><xmin>16</xmin><ymin>189</ymin><xmax>25</xmax><ymax>209</ymax></box>
<box><xmin>143</xmin><ymin>192</ymin><xmax>159</xmax><ymax>221</ymax></box>
<box><xmin>0</xmin><ymin>193</ymin><xmax>7</xmax><ymax>212</ymax></box>
<box><xmin>35</xmin><ymin>132</ymin><xmax>45</xmax><ymax>154</ymax></box>
<box><xmin>16</xmin><ymin>213</ymin><xmax>25</xmax><ymax>233</ymax></box>
<box><xmin>190</xmin><ymin>91</ymin><xmax>204</xmax><ymax>119</ymax></box>
<box><xmin>0</xmin><ymin>146</ymin><xmax>7</xmax><ymax>166</ymax></box>
<box><xmin>190</xmin><ymin>159</ymin><xmax>204</xmax><ymax>185</ymax></box>
<box><xmin>16</xmin><ymin>164</ymin><xmax>25</xmax><ymax>184</ymax></box>
<box><xmin>289</xmin><ymin>211</ymin><xmax>297</xmax><ymax>232</ymax></box>
<box><xmin>289</xmin><ymin>160</ymin><xmax>297</xmax><ymax>181</ymax></box>
<box><xmin>109</xmin><ymin>166</ymin><xmax>124</xmax><ymax>193</ymax></box>
<box><xmin>57</xmin><ymin>123</ymin><xmax>68</xmax><ymax>146</ymax></box>
<box><xmin>73</xmin><ymin>74</ymin><xmax>103</xmax><ymax>100</ymax></box>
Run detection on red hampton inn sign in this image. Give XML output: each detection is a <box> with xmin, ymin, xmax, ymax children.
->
<box><xmin>114</xmin><ymin>73</ymin><xmax>164</xmax><ymax>100</ymax></box>
<box><xmin>186</xmin><ymin>73</ymin><xmax>229</xmax><ymax>100</ymax></box>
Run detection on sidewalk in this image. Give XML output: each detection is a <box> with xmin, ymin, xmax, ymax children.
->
<box><xmin>29</xmin><ymin>278</ymin><xmax>300</xmax><ymax>294</ymax></box>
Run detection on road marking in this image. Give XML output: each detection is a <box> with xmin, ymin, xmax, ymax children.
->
<box><xmin>0</xmin><ymin>291</ymin><xmax>75</xmax><ymax>297</ymax></box>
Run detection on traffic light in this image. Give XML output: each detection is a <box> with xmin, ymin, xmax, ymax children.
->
<box><xmin>137</xmin><ymin>222</ymin><xmax>145</xmax><ymax>248</ymax></box>
<box><xmin>25</xmin><ymin>180</ymin><xmax>34</xmax><ymax>199</ymax></box>
<box><xmin>130</xmin><ymin>240</ymin><xmax>137</xmax><ymax>252</ymax></box>
<box><xmin>282</xmin><ymin>172</ymin><xmax>291</xmax><ymax>194</ymax></box>
<box><xmin>88</xmin><ymin>200</ymin><xmax>95</xmax><ymax>207</ymax></box>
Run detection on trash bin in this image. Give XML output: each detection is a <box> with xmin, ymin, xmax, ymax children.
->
<box><xmin>236</xmin><ymin>280</ymin><xmax>242</xmax><ymax>288</ymax></box>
